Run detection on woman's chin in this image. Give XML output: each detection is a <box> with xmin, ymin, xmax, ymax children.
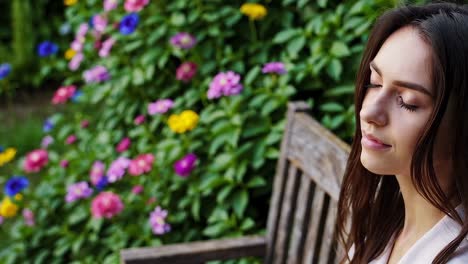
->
<box><xmin>360</xmin><ymin>154</ymin><xmax>394</xmax><ymax>175</ymax></box>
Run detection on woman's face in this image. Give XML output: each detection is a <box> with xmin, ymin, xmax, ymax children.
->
<box><xmin>360</xmin><ymin>26</ymin><xmax>435</xmax><ymax>176</ymax></box>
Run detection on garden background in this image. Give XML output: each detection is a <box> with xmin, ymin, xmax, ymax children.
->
<box><xmin>0</xmin><ymin>0</ymin><xmax>429</xmax><ymax>263</ymax></box>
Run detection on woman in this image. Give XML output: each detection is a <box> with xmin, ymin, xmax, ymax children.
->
<box><xmin>336</xmin><ymin>3</ymin><xmax>468</xmax><ymax>263</ymax></box>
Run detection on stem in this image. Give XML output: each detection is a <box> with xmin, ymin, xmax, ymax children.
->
<box><xmin>249</xmin><ymin>19</ymin><xmax>257</xmax><ymax>43</ymax></box>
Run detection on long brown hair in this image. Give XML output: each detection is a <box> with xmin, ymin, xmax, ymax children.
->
<box><xmin>337</xmin><ymin>3</ymin><xmax>468</xmax><ymax>263</ymax></box>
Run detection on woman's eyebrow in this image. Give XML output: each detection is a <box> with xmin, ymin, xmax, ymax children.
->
<box><xmin>370</xmin><ymin>61</ymin><xmax>434</xmax><ymax>99</ymax></box>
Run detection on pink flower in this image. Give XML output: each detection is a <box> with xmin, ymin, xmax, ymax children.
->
<box><xmin>146</xmin><ymin>197</ymin><xmax>156</xmax><ymax>205</ymax></box>
<box><xmin>148</xmin><ymin>99</ymin><xmax>174</xmax><ymax>115</ymax></box>
<box><xmin>98</xmin><ymin>37</ymin><xmax>116</xmax><ymax>57</ymax></box>
<box><xmin>176</xmin><ymin>62</ymin><xmax>197</xmax><ymax>82</ymax></box>
<box><xmin>90</xmin><ymin>161</ymin><xmax>106</xmax><ymax>186</ymax></box>
<box><xmin>208</xmin><ymin>71</ymin><xmax>243</xmax><ymax>99</ymax></box>
<box><xmin>69</xmin><ymin>52</ymin><xmax>84</xmax><ymax>71</ymax></box>
<box><xmin>91</xmin><ymin>191</ymin><xmax>124</xmax><ymax>219</ymax></box>
<box><xmin>24</xmin><ymin>149</ymin><xmax>48</xmax><ymax>173</ymax></box>
<box><xmin>124</xmin><ymin>0</ymin><xmax>149</xmax><ymax>12</ymax></box>
<box><xmin>81</xmin><ymin>120</ymin><xmax>89</xmax><ymax>128</ymax></box>
<box><xmin>134</xmin><ymin>115</ymin><xmax>145</xmax><ymax>125</ymax></box>
<box><xmin>173</xmin><ymin>153</ymin><xmax>197</xmax><ymax>177</ymax></box>
<box><xmin>170</xmin><ymin>32</ymin><xmax>196</xmax><ymax>49</ymax></box>
<box><xmin>83</xmin><ymin>65</ymin><xmax>110</xmax><ymax>83</ymax></box>
<box><xmin>149</xmin><ymin>206</ymin><xmax>171</xmax><ymax>235</ymax></box>
<box><xmin>41</xmin><ymin>135</ymin><xmax>54</xmax><ymax>148</ymax></box>
<box><xmin>128</xmin><ymin>154</ymin><xmax>155</xmax><ymax>176</ymax></box>
<box><xmin>262</xmin><ymin>62</ymin><xmax>287</xmax><ymax>75</ymax></box>
<box><xmin>60</xmin><ymin>160</ymin><xmax>69</xmax><ymax>168</ymax></box>
<box><xmin>77</xmin><ymin>23</ymin><xmax>89</xmax><ymax>38</ymax></box>
<box><xmin>66</xmin><ymin>182</ymin><xmax>93</xmax><ymax>203</ymax></box>
<box><xmin>52</xmin><ymin>85</ymin><xmax>76</xmax><ymax>104</ymax></box>
<box><xmin>131</xmin><ymin>185</ymin><xmax>144</xmax><ymax>195</ymax></box>
<box><xmin>104</xmin><ymin>0</ymin><xmax>118</xmax><ymax>11</ymax></box>
<box><xmin>107</xmin><ymin>157</ymin><xmax>131</xmax><ymax>182</ymax></box>
<box><xmin>23</xmin><ymin>209</ymin><xmax>35</xmax><ymax>226</ymax></box>
<box><xmin>116</xmin><ymin>137</ymin><xmax>131</xmax><ymax>153</ymax></box>
<box><xmin>66</xmin><ymin>135</ymin><xmax>77</xmax><ymax>145</ymax></box>
<box><xmin>92</xmin><ymin>14</ymin><xmax>107</xmax><ymax>33</ymax></box>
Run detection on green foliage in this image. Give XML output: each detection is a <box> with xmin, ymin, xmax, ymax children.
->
<box><xmin>0</xmin><ymin>0</ymin><xmax>400</xmax><ymax>263</ymax></box>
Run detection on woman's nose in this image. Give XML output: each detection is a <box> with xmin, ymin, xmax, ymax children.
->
<box><xmin>360</xmin><ymin>91</ymin><xmax>389</xmax><ymax>127</ymax></box>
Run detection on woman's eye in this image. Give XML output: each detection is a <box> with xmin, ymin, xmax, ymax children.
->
<box><xmin>364</xmin><ymin>83</ymin><xmax>382</xmax><ymax>88</ymax></box>
<box><xmin>397</xmin><ymin>96</ymin><xmax>418</xmax><ymax>112</ymax></box>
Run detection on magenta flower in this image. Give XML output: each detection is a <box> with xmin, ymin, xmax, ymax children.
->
<box><xmin>81</xmin><ymin>120</ymin><xmax>90</xmax><ymax>128</ymax></box>
<box><xmin>176</xmin><ymin>62</ymin><xmax>197</xmax><ymax>82</ymax></box>
<box><xmin>104</xmin><ymin>0</ymin><xmax>118</xmax><ymax>11</ymax></box>
<box><xmin>149</xmin><ymin>206</ymin><xmax>171</xmax><ymax>235</ymax></box>
<box><xmin>134</xmin><ymin>115</ymin><xmax>145</xmax><ymax>125</ymax></box>
<box><xmin>52</xmin><ymin>85</ymin><xmax>76</xmax><ymax>104</ymax></box>
<box><xmin>131</xmin><ymin>185</ymin><xmax>144</xmax><ymax>195</ymax></box>
<box><xmin>83</xmin><ymin>65</ymin><xmax>110</xmax><ymax>83</ymax></box>
<box><xmin>107</xmin><ymin>157</ymin><xmax>131</xmax><ymax>182</ymax></box>
<box><xmin>69</xmin><ymin>52</ymin><xmax>84</xmax><ymax>71</ymax></box>
<box><xmin>65</xmin><ymin>181</ymin><xmax>93</xmax><ymax>203</ymax></box>
<box><xmin>23</xmin><ymin>209</ymin><xmax>35</xmax><ymax>226</ymax></box>
<box><xmin>66</xmin><ymin>135</ymin><xmax>77</xmax><ymax>145</ymax></box>
<box><xmin>262</xmin><ymin>62</ymin><xmax>287</xmax><ymax>75</ymax></box>
<box><xmin>41</xmin><ymin>135</ymin><xmax>54</xmax><ymax>148</ymax></box>
<box><xmin>207</xmin><ymin>71</ymin><xmax>243</xmax><ymax>99</ymax></box>
<box><xmin>128</xmin><ymin>154</ymin><xmax>155</xmax><ymax>176</ymax></box>
<box><xmin>174</xmin><ymin>153</ymin><xmax>197</xmax><ymax>177</ymax></box>
<box><xmin>24</xmin><ymin>149</ymin><xmax>49</xmax><ymax>173</ymax></box>
<box><xmin>124</xmin><ymin>0</ymin><xmax>149</xmax><ymax>12</ymax></box>
<box><xmin>60</xmin><ymin>160</ymin><xmax>69</xmax><ymax>168</ymax></box>
<box><xmin>148</xmin><ymin>99</ymin><xmax>174</xmax><ymax>115</ymax></box>
<box><xmin>91</xmin><ymin>191</ymin><xmax>124</xmax><ymax>219</ymax></box>
<box><xmin>99</xmin><ymin>37</ymin><xmax>116</xmax><ymax>57</ymax></box>
<box><xmin>90</xmin><ymin>161</ymin><xmax>106</xmax><ymax>186</ymax></box>
<box><xmin>170</xmin><ymin>32</ymin><xmax>196</xmax><ymax>49</ymax></box>
<box><xmin>116</xmin><ymin>137</ymin><xmax>131</xmax><ymax>153</ymax></box>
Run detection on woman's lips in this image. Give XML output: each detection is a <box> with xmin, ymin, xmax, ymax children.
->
<box><xmin>361</xmin><ymin>132</ymin><xmax>391</xmax><ymax>150</ymax></box>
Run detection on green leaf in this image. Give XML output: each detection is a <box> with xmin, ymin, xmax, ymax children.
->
<box><xmin>245</xmin><ymin>66</ymin><xmax>261</xmax><ymax>86</ymax></box>
<box><xmin>232</xmin><ymin>189</ymin><xmax>248</xmax><ymax>218</ymax></box>
<box><xmin>202</xmin><ymin>222</ymin><xmax>229</xmax><ymax>237</ymax></box>
<box><xmin>327</xmin><ymin>59</ymin><xmax>342</xmax><ymax>81</ymax></box>
<box><xmin>192</xmin><ymin>196</ymin><xmax>201</xmax><ymax>221</ymax></box>
<box><xmin>217</xmin><ymin>185</ymin><xmax>234</xmax><ymax>203</ymax></box>
<box><xmin>247</xmin><ymin>176</ymin><xmax>267</xmax><ymax>188</ymax></box>
<box><xmin>320</xmin><ymin>102</ymin><xmax>345</xmax><ymax>112</ymax></box>
<box><xmin>330</xmin><ymin>41</ymin><xmax>351</xmax><ymax>57</ymax></box>
<box><xmin>273</xmin><ymin>29</ymin><xmax>300</xmax><ymax>44</ymax></box>
<box><xmin>240</xmin><ymin>218</ymin><xmax>255</xmax><ymax>231</ymax></box>
<box><xmin>132</xmin><ymin>68</ymin><xmax>145</xmax><ymax>86</ymax></box>
<box><xmin>287</xmin><ymin>35</ymin><xmax>306</xmax><ymax>57</ymax></box>
<box><xmin>170</xmin><ymin>12</ymin><xmax>186</xmax><ymax>26</ymax></box>
<box><xmin>211</xmin><ymin>153</ymin><xmax>234</xmax><ymax>172</ymax></box>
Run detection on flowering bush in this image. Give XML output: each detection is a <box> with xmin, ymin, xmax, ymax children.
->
<box><xmin>0</xmin><ymin>0</ymin><xmax>396</xmax><ymax>263</ymax></box>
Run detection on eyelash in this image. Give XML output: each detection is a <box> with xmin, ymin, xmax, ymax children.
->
<box><xmin>364</xmin><ymin>83</ymin><xmax>418</xmax><ymax>112</ymax></box>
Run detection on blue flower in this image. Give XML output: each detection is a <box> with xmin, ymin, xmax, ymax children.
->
<box><xmin>43</xmin><ymin>118</ymin><xmax>54</xmax><ymax>133</ymax></box>
<box><xmin>120</xmin><ymin>13</ymin><xmax>139</xmax><ymax>35</ymax></box>
<box><xmin>71</xmin><ymin>90</ymin><xmax>83</xmax><ymax>103</ymax></box>
<box><xmin>5</xmin><ymin>176</ymin><xmax>29</xmax><ymax>197</ymax></box>
<box><xmin>0</xmin><ymin>63</ymin><xmax>12</xmax><ymax>80</ymax></box>
<box><xmin>37</xmin><ymin>41</ymin><xmax>59</xmax><ymax>57</ymax></box>
<box><xmin>96</xmin><ymin>176</ymin><xmax>108</xmax><ymax>191</ymax></box>
<box><xmin>0</xmin><ymin>146</ymin><xmax>4</xmax><ymax>152</ymax></box>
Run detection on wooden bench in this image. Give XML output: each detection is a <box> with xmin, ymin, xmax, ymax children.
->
<box><xmin>120</xmin><ymin>101</ymin><xmax>350</xmax><ymax>264</ymax></box>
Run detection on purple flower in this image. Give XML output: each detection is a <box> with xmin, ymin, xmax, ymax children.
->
<box><xmin>83</xmin><ymin>65</ymin><xmax>110</xmax><ymax>83</ymax></box>
<box><xmin>173</xmin><ymin>153</ymin><xmax>197</xmax><ymax>177</ymax></box>
<box><xmin>77</xmin><ymin>23</ymin><xmax>89</xmax><ymax>38</ymax></box>
<box><xmin>96</xmin><ymin>176</ymin><xmax>109</xmax><ymax>191</ymax></box>
<box><xmin>134</xmin><ymin>115</ymin><xmax>146</xmax><ymax>125</ymax></box>
<box><xmin>92</xmin><ymin>14</ymin><xmax>107</xmax><ymax>33</ymax></box>
<box><xmin>149</xmin><ymin>206</ymin><xmax>171</xmax><ymax>235</ymax></box>
<box><xmin>107</xmin><ymin>157</ymin><xmax>131</xmax><ymax>182</ymax></box>
<box><xmin>207</xmin><ymin>71</ymin><xmax>243</xmax><ymax>99</ymax></box>
<box><xmin>148</xmin><ymin>99</ymin><xmax>174</xmax><ymax>115</ymax></box>
<box><xmin>262</xmin><ymin>62</ymin><xmax>287</xmax><ymax>75</ymax></box>
<box><xmin>41</xmin><ymin>135</ymin><xmax>54</xmax><ymax>148</ymax></box>
<box><xmin>176</xmin><ymin>62</ymin><xmax>197</xmax><ymax>82</ymax></box>
<box><xmin>60</xmin><ymin>160</ymin><xmax>69</xmax><ymax>168</ymax></box>
<box><xmin>116</xmin><ymin>137</ymin><xmax>131</xmax><ymax>153</ymax></box>
<box><xmin>99</xmin><ymin>37</ymin><xmax>116</xmax><ymax>57</ymax></box>
<box><xmin>170</xmin><ymin>32</ymin><xmax>196</xmax><ymax>49</ymax></box>
<box><xmin>37</xmin><ymin>41</ymin><xmax>59</xmax><ymax>57</ymax></box>
<box><xmin>0</xmin><ymin>63</ymin><xmax>12</xmax><ymax>80</ymax></box>
<box><xmin>43</xmin><ymin>118</ymin><xmax>54</xmax><ymax>133</ymax></box>
<box><xmin>4</xmin><ymin>176</ymin><xmax>29</xmax><ymax>197</ymax></box>
<box><xmin>120</xmin><ymin>13</ymin><xmax>139</xmax><ymax>35</ymax></box>
<box><xmin>90</xmin><ymin>161</ymin><xmax>106</xmax><ymax>186</ymax></box>
<box><xmin>132</xmin><ymin>185</ymin><xmax>144</xmax><ymax>195</ymax></box>
<box><xmin>65</xmin><ymin>181</ymin><xmax>93</xmax><ymax>203</ymax></box>
<box><xmin>66</xmin><ymin>135</ymin><xmax>77</xmax><ymax>145</ymax></box>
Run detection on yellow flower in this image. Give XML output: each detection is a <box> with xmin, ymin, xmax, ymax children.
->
<box><xmin>168</xmin><ymin>110</ymin><xmax>199</xmax><ymax>133</ymax></box>
<box><xmin>65</xmin><ymin>49</ymin><xmax>77</xmax><ymax>60</ymax></box>
<box><xmin>14</xmin><ymin>194</ymin><xmax>23</xmax><ymax>201</ymax></box>
<box><xmin>0</xmin><ymin>198</ymin><xmax>18</xmax><ymax>218</ymax></box>
<box><xmin>0</xmin><ymin>148</ymin><xmax>16</xmax><ymax>167</ymax></box>
<box><xmin>240</xmin><ymin>3</ymin><xmax>267</xmax><ymax>20</ymax></box>
<box><xmin>64</xmin><ymin>0</ymin><xmax>78</xmax><ymax>6</ymax></box>
<box><xmin>180</xmin><ymin>110</ymin><xmax>199</xmax><ymax>131</ymax></box>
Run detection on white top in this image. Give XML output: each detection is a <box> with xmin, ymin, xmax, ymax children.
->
<box><xmin>350</xmin><ymin>206</ymin><xmax>468</xmax><ymax>263</ymax></box>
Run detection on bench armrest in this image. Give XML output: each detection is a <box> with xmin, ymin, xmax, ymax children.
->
<box><xmin>120</xmin><ymin>235</ymin><xmax>266</xmax><ymax>264</ymax></box>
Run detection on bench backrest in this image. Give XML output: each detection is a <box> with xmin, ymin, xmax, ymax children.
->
<box><xmin>265</xmin><ymin>102</ymin><xmax>350</xmax><ymax>264</ymax></box>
